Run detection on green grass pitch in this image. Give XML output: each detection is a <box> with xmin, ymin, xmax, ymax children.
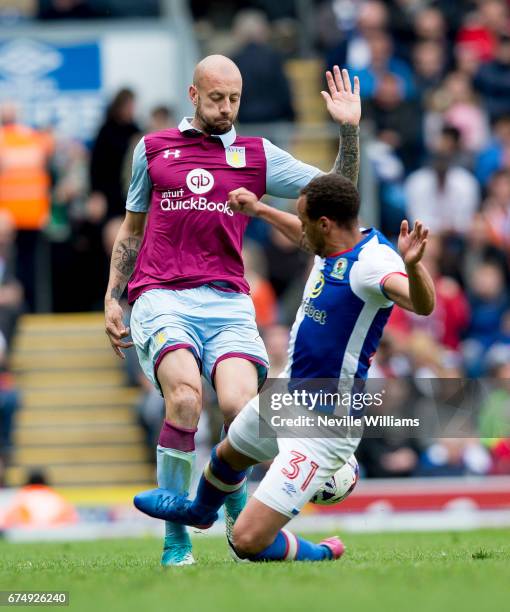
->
<box><xmin>1</xmin><ymin>530</ymin><xmax>509</xmax><ymax>612</ymax></box>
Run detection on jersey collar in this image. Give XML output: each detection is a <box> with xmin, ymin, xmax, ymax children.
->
<box><xmin>326</xmin><ymin>228</ymin><xmax>376</xmax><ymax>259</ymax></box>
<box><xmin>178</xmin><ymin>116</ymin><xmax>237</xmax><ymax>148</ymax></box>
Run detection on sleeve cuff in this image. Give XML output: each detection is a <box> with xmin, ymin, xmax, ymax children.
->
<box><xmin>379</xmin><ymin>271</ymin><xmax>408</xmax><ymax>300</ymax></box>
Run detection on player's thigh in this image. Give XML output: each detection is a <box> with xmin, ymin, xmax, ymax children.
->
<box><xmin>156</xmin><ymin>349</ymin><xmax>202</xmax><ymax>428</ymax></box>
<box><xmin>130</xmin><ymin>288</ymin><xmax>203</xmax><ymax>393</ymax></box>
<box><xmin>232</xmin><ymin>497</ymin><xmax>290</xmax><ymax>554</ymax></box>
<box><xmin>201</xmin><ymin>289</ymin><xmax>268</xmax><ymax>403</ymax></box>
<box><xmin>252</xmin><ymin>436</ymin><xmax>359</xmax><ymax>519</ymax></box>
<box><xmin>214</xmin><ymin>358</ymin><xmax>258</xmax><ymax>424</ymax></box>
<box><xmin>227</xmin><ymin>396</ymin><xmax>278</xmax><ymax>464</ymax></box>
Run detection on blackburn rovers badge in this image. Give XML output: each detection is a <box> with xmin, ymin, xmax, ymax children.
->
<box><xmin>225</xmin><ymin>146</ymin><xmax>246</xmax><ymax>168</ymax></box>
<box><xmin>331</xmin><ymin>258</ymin><xmax>348</xmax><ymax>280</ymax></box>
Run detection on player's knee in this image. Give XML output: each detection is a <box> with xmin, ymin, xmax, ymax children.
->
<box><xmin>165</xmin><ymin>382</ymin><xmax>201</xmax><ymax>424</ymax></box>
<box><xmin>219</xmin><ymin>389</ymin><xmax>255</xmax><ymax>425</ymax></box>
<box><xmin>232</xmin><ymin>524</ymin><xmax>272</xmax><ymax>556</ymax></box>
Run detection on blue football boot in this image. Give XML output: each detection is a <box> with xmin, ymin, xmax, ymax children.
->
<box><xmin>134</xmin><ymin>488</ymin><xmax>218</xmax><ymax>528</ymax></box>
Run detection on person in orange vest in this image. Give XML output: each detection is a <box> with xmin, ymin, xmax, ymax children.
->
<box><xmin>0</xmin><ymin>102</ymin><xmax>54</xmax><ymax>311</ymax></box>
<box><xmin>0</xmin><ymin>470</ymin><xmax>78</xmax><ymax>529</ymax></box>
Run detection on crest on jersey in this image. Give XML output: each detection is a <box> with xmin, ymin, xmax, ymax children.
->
<box><xmin>331</xmin><ymin>258</ymin><xmax>348</xmax><ymax>280</ymax></box>
<box><xmin>225</xmin><ymin>146</ymin><xmax>246</xmax><ymax>168</ymax></box>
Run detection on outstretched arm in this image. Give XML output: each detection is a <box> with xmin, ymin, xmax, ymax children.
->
<box><xmin>104</xmin><ymin>211</ymin><xmax>146</xmax><ymax>358</ymax></box>
<box><xmin>383</xmin><ymin>220</ymin><xmax>435</xmax><ymax>316</ymax></box>
<box><xmin>321</xmin><ymin>66</ymin><xmax>361</xmax><ymax>185</ymax></box>
<box><xmin>228</xmin><ymin>189</ymin><xmax>306</xmax><ymax>250</ymax></box>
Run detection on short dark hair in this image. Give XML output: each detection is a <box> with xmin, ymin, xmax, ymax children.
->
<box><xmin>301</xmin><ymin>174</ymin><xmax>360</xmax><ymax>227</ymax></box>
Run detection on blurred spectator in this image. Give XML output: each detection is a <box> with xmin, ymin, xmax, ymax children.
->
<box><xmin>387</xmin><ymin>0</ymin><xmax>425</xmax><ymax>57</ymax></box>
<box><xmin>416</xmin><ymin>438</ymin><xmax>491</xmax><ymax>476</ymax></box>
<box><xmin>146</xmin><ymin>105</ymin><xmax>175</xmax><ymax>134</ymax></box>
<box><xmin>475</xmin><ymin>114</ymin><xmax>510</xmax><ymax>185</ymax></box>
<box><xmin>264</xmin><ymin>226</ymin><xmax>309</xmax><ymax>325</ymax></box>
<box><xmin>243</xmin><ymin>240</ymin><xmax>277</xmax><ymax>328</ymax></box>
<box><xmin>38</xmin><ymin>0</ymin><xmax>103</xmax><ymax>19</ymax></box>
<box><xmin>412</xmin><ymin>40</ymin><xmax>449</xmax><ymax>100</ymax></box>
<box><xmin>456</xmin><ymin>0</ymin><xmax>509</xmax><ymax>64</ymax></box>
<box><xmin>473</xmin><ymin>32</ymin><xmax>510</xmax><ymax>120</ymax></box>
<box><xmin>414</xmin><ymin>5</ymin><xmax>450</xmax><ymax>47</ymax></box>
<box><xmin>357</xmin><ymin>378</ymin><xmax>420</xmax><ymax>478</ymax></box>
<box><xmin>435</xmin><ymin>125</ymin><xmax>473</xmax><ymax>170</ymax></box>
<box><xmin>480</xmin><ymin>169</ymin><xmax>510</xmax><ymax>251</ymax></box>
<box><xmin>366</xmin><ymin>134</ymin><xmax>407</xmax><ymax>237</ymax></box>
<box><xmin>479</xmin><ymin>346</ymin><xmax>510</xmax><ymax>473</ymax></box>
<box><xmin>262</xmin><ymin>324</ymin><xmax>289</xmax><ymax>377</ymax></box>
<box><xmin>463</xmin><ymin>260</ymin><xmax>510</xmax><ymax>375</ymax></box>
<box><xmin>388</xmin><ymin>236</ymin><xmax>471</xmax><ymax>351</ymax></box>
<box><xmin>353</xmin><ymin>30</ymin><xmax>416</xmax><ymax>100</ymax></box>
<box><xmin>49</xmin><ymin>137</ymin><xmax>89</xmax><ymax>242</ymax></box>
<box><xmin>0</xmin><ymin>102</ymin><xmax>54</xmax><ymax>312</ymax></box>
<box><xmin>122</xmin><ymin>105</ymin><xmax>175</xmax><ymax>198</ymax></box>
<box><xmin>405</xmin><ymin>150</ymin><xmax>480</xmax><ymax>235</ymax></box>
<box><xmin>79</xmin><ymin>88</ymin><xmax>140</xmax><ymax>309</ymax></box>
<box><xmin>0</xmin><ymin>364</ymin><xmax>20</xmax><ymax>462</ymax></box>
<box><xmin>461</xmin><ymin>211</ymin><xmax>508</xmax><ymax>290</ymax></box>
<box><xmin>232</xmin><ymin>10</ymin><xmax>295</xmax><ymax>129</ymax></box>
<box><xmin>364</xmin><ymin>72</ymin><xmax>423</xmax><ymax>172</ymax></box>
<box><xmin>455</xmin><ymin>37</ymin><xmax>484</xmax><ymax>78</ymax></box>
<box><xmin>89</xmin><ymin>88</ymin><xmax>140</xmax><ymax>221</ymax></box>
<box><xmin>324</xmin><ymin>1</ymin><xmax>389</xmax><ymax>71</ymax></box>
<box><xmin>0</xmin><ymin>212</ymin><xmax>23</xmax><ymax>350</ymax></box>
<box><xmin>0</xmin><ymin>470</ymin><xmax>78</xmax><ymax>528</ymax></box>
<box><xmin>48</xmin><ymin>136</ymin><xmax>90</xmax><ymax>312</ymax></box>
<box><xmin>440</xmin><ymin>71</ymin><xmax>490</xmax><ymax>153</ymax></box>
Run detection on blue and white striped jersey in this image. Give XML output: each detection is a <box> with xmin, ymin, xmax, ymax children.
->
<box><xmin>283</xmin><ymin>228</ymin><xmax>406</xmax><ymax>381</ymax></box>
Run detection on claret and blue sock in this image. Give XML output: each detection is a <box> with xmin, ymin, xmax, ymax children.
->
<box><xmin>136</xmin><ymin>420</ymin><xmax>197</xmax><ymax>566</ymax></box>
<box><xmin>134</xmin><ymin>443</ymin><xmax>246</xmax><ymax>528</ymax></box>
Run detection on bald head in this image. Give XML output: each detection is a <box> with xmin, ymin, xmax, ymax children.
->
<box><xmin>193</xmin><ymin>55</ymin><xmax>242</xmax><ymax>88</ymax></box>
<box><xmin>189</xmin><ymin>55</ymin><xmax>243</xmax><ymax>135</ymax></box>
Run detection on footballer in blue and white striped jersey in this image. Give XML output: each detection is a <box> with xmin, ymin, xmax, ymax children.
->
<box><xmin>284</xmin><ymin>227</ymin><xmax>406</xmax><ymax>383</ymax></box>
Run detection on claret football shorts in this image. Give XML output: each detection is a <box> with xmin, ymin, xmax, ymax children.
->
<box><xmin>130</xmin><ymin>286</ymin><xmax>269</xmax><ymax>392</ymax></box>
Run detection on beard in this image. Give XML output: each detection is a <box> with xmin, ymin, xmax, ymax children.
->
<box><xmin>195</xmin><ymin>105</ymin><xmax>235</xmax><ymax>134</ymax></box>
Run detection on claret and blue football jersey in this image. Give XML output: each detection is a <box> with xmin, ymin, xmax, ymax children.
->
<box><xmin>284</xmin><ymin>228</ymin><xmax>406</xmax><ymax>382</ymax></box>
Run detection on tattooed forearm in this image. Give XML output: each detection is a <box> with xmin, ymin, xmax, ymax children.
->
<box><xmin>107</xmin><ymin>236</ymin><xmax>141</xmax><ymax>301</ymax></box>
<box><xmin>110</xmin><ymin>285</ymin><xmax>123</xmax><ymax>301</ymax></box>
<box><xmin>331</xmin><ymin>124</ymin><xmax>360</xmax><ymax>185</ymax></box>
<box><xmin>113</xmin><ymin>237</ymin><xmax>141</xmax><ymax>278</ymax></box>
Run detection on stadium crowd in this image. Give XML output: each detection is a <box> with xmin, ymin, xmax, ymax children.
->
<box><xmin>1</xmin><ymin>0</ymin><xmax>510</xmax><ymax>482</ymax></box>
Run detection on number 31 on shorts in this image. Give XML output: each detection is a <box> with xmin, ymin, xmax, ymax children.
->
<box><xmin>281</xmin><ymin>451</ymin><xmax>319</xmax><ymax>492</ymax></box>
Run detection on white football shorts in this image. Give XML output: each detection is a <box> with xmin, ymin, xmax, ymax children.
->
<box><xmin>228</xmin><ymin>396</ymin><xmax>360</xmax><ymax>518</ymax></box>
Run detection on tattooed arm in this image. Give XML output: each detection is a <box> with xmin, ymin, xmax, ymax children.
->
<box><xmin>321</xmin><ymin>66</ymin><xmax>361</xmax><ymax>185</ymax></box>
<box><xmin>104</xmin><ymin>211</ymin><xmax>146</xmax><ymax>359</ymax></box>
<box><xmin>331</xmin><ymin>123</ymin><xmax>360</xmax><ymax>185</ymax></box>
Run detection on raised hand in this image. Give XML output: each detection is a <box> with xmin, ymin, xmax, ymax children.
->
<box><xmin>321</xmin><ymin>66</ymin><xmax>361</xmax><ymax>127</ymax></box>
<box><xmin>398</xmin><ymin>220</ymin><xmax>429</xmax><ymax>267</ymax></box>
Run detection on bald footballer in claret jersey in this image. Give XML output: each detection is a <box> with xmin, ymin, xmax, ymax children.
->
<box><xmin>104</xmin><ymin>55</ymin><xmax>362</xmax><ymax>566</ymax></box>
